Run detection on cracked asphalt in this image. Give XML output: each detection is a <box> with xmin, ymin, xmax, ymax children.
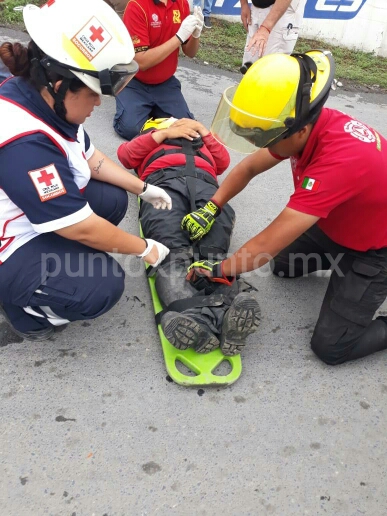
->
<box><xmin>1</xmin><ymin>26</ymin><xmax>387</xmax><ymax>516</ymax></box>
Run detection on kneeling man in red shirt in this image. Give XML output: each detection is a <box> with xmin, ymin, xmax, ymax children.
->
<box><xmin>183</xmin><ymin>50</ymin><xmax>387</xmax><ymax>365</ymax></box>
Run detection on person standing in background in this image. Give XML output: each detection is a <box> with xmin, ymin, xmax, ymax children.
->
<box><xmin>193</xmin><ymin>0</ymin><xmax>214</xmax><ymax>29</ymax></box>
<box><xmin>240</xmin><ymin>0</ymin><xmax>306</xmax><ymax>73</ymax></box>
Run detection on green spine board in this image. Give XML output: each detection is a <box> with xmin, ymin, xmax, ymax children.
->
<box><xmin>139</xmin><ymin>220</ymin><xmax>242</xmax><ymax>386</ymax></box>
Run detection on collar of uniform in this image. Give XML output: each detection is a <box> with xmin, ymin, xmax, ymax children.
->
<box><xmin>0</xmin><ymin>76</ymin><xmax>79</xmax><ymax>141</ymax></box>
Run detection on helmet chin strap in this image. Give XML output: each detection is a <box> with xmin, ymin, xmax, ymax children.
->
<box><xmin>52</xmin><ymin>78</ymin><xmax>71</xmax><ymax>120</ymax></box>
<box><xmin>283</xmin><ymin>53</ymin><xmax>318</xmax><ymax>136</ymax></box>
<box><xmin>30</xmin><ymin>42</ymin><xmax>71</xmax><ymax>122</ymax></box>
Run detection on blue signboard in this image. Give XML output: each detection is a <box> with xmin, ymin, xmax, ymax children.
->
<box><xmin>212</xmin><ymin>0</ymin><xmax>368</xmax><ymax>20</ymax></box>
<box><xmin>304</xmin><ymin>0</ymin><xmax>368</xmax><ymax>20</ymax></box>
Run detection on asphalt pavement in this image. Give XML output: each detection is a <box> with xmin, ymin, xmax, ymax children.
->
<box><xmin>1</xmin><ymin>26</ymin><xmax>387</xmax><ymax>516</ymax></box>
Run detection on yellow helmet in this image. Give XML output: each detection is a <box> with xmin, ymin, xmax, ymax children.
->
<box><xmin>140</xmin><ymin>117</ymin><xmax>177</xmax><ymax>133</ymax></box>
<box><xmin>211</xmin><ymin>50</ymin><xmax>335</xmax><ymax>153</ymax></box>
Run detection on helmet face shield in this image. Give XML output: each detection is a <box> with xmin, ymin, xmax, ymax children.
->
<box><xmin>229</xmin><ymin>121</ymin><xmax>289</xmax><ymax>149</ymax></box>
<box><xmin>99</xmin><ymin>62</ymin><xmax>139</xmax><ymax>96</ymax></box>
<box><xmin>210</xmin><ymin>86</ymin><xmax>288</xmax><ymax>154</ymax></box>
<box><xmin>40</xmin><ymin>57</ymin><xmax>139</xmax><ymax>96</ymax></box>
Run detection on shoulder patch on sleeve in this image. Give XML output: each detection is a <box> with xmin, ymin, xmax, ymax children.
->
<box><xmin>28</xmin><ymin>164</ymin><xmax>67</xmax><ymax>202</ymax></box>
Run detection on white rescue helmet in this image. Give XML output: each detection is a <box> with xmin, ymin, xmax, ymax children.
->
<box><xmin>23</xmin><ymin>0</ymin><xmax>138</xmax><ymax>96</ymax></box>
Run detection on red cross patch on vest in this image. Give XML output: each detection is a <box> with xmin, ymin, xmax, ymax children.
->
<box><xmin>28</xmin><ymin>164</ymin><xmax>67</xmax><ymax>202</ymax></box>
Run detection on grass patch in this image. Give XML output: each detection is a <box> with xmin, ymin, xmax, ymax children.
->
<box><xmin>0</xmin><ymin>0</ymin><xmax>41</xmax><ymax>25</ymax></box>
<box><xmin>196</xmin><ymin>17</ymin><xmax>387</xmax><ymax>91</ymax></box>
<box><xmin>1</xmin><ymin>2</ymin><xmax>386</xmax><ymax>91</ymax></box>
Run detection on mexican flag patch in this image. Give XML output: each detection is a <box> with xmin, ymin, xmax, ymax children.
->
<box><xmin>301</xmin><ymin>177</ymin><xmax>320</xmax><ymax>191</ymax></box>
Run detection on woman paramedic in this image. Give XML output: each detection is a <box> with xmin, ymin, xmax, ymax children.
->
<box><xmin>0</xmin><ymin>0</ymin><xmax>172</xmax><ymax>341</ymax></box>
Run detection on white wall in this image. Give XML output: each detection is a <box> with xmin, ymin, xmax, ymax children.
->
<box><xmin>301</xmin><ymin>0</ymin><xmax>387</xmax><ymax>56</ymax></box>
<box><xmin>210</xmin><ymin>0</ymin><xmax>387</xmax><ymax>57</ymax></box>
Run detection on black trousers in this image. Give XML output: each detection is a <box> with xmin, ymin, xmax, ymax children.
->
<box><xmin>273</xmin><ymin>225</ymin><xmax>387</xmax><ymax>365</ymax></box>
<box><xmin>140</xmin><ymin>174</ymin><xmax>238</xmax><ymax>334</ymax></box>
<box><xmin>140</xmin><ymin>175</ymin><xmax>235</xmax><ymax>259</ymax></box>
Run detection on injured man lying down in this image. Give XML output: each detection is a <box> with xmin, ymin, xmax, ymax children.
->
<box><xmin>117</xmin><ymin>117</ymin><xmax>261</xmax><ymax>356</ymax></box>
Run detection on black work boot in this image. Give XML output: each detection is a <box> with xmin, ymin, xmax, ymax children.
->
<box><xmin>0</xmin><ymin>304</ymin><xmax>55</xmax><ymax>342</ymax></box>
<box><xmin>220</xmin><ymin>293</ymin><xmax>261</xmax><ymax>356</ymax></box>
<box><xmin>161</xmin><ymin>311</ymin><xmax>219</xmax><ymax>353</ymax></box>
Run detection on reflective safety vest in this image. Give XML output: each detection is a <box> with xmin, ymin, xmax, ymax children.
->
<box><xmin>0</xmin><ymin>97</ymin><xmax>92</xmax><ymax>263</ymax></box>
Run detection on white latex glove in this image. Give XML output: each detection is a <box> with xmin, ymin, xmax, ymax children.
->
<box><xmin>176</xmin><ymin>14</ymin><xmax>198</xmax><ymax>43</ymax></box>
<box><xmin>137</xmin><ymin>239</ymin><xmax>170</xmax><ymax>267</ymax></box>
<box><xmin>139</xmin><ymin>183</ymin><xmax>172</xmax><ymax>210</ymax></box>
<box><xmin>192</xmin><ymin>6</ymin><xmax>204</xmax><ymax>38</ymax></box>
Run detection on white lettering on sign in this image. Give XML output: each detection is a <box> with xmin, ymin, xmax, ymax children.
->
<box><xmin>315</xmin><ymin>0</ymin><xmax>364</xmax><ymax>12</ymax></box>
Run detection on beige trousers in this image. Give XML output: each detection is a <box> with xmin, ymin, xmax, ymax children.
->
<box><xmin>242</xmin><ymin>0</ymin><xmax>307</xmax><ymax>64</ymax></box>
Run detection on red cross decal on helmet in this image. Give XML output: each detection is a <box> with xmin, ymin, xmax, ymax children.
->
<box><xmin>89</xmin><ymin>25</ymin><xmax>104</xmax><ymax>43</ymax></box>
<box><xmin>37</xmin><ymin>169</ymin><xmax>55</xmax><ymax>186</ymax></box>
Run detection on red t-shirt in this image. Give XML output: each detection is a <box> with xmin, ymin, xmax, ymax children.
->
<box><xmin>124</xmin><ymin>0</ymin><xmax>190</xmax><ymax>84</ymax></box>
<box><xmin>117</xmin><ymin>132</ymin><xmax>230</xmax><ymax>181</ymax></box>
<box><xmin>270</xmin><ymin>108</ymin><xmax>387</xmax><ymax>251</ymax></box>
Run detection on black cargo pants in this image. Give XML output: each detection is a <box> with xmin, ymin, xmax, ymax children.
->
<box><xmin>273</xmin><ymin>225</ymin><xmax>387</xmax><ymax>365</ymax></box>
<box><xmin>139</xmin><ymin>173</ymin><xmax>237</xmax><ymax>335</ymax></box>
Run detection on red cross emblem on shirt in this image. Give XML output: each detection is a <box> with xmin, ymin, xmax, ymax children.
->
<box><xmin>37</xmin><ymin>169</ymin><xmax>55</xmax><ymax>187</ymax></box>
<box><xmin>90</xmin><ymin>25</ymin><xmax>104</xmax><ymax>43</ymax></box>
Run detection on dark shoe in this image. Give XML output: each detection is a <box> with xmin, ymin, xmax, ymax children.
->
<box><xmin>240</xmin><ymin>61</ymin><xmax>253</xmax><ymax>75</ymax></box>
<box><xmin>0</xmin><ymin>304</ymin><xmax>55</xmax><ymax>342</ymax></box>
<box><xmin>203</xmin><ymin>16</ymin><xmax>212</xmax><ymax>29</ymax></box>
<box><xmin>220</xmin><ymin>292</ymin><xmax>261</xmax><ymax>356</ymax></box>
<box><xmin>161</xmin><ymin>311</ymin><xmax>219</xmax><ymax>353</ymax></box>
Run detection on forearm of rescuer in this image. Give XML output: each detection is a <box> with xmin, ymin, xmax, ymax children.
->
<box><xmin>133</xmin><ymin>37</ymin><xmax>181</xmax><ymax>71</ymax></box>
<box><xmin>211</xmin><ymin>148</ymin><xmax>281</xmax><ymax>208</ymax></box>
<box><xmin>181</xmin><ymin>37</ymin><xmax>200</xmax><ymax>58</ymax></box>
<box><xmin>262</xmin><ymin>0</ymin><xmax>292</xmax><ymax>31</ymax></box>
<box><xmin>89</xmin><ymin>148</ymin><xmax>172</xmax><ymax>210</ymax></box>
<box><xmin>55</xmin><ymin>213</ymin><xmax>148</xmax><ymax>255</ymax></box>
<box><xmin>88</xmin><ymin>148</ymin><xmax>144</xmax><ymax>194</ymax></box>
<box><xmin>221</xmin><ymin>208</ymin><xmax>320</xmax><ymax>276</ymax></box>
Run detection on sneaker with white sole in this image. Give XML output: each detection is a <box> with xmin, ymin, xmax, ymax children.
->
<box><xmin>161</xmin><ymin>311</ymin><xmax>219</xmax><ymax>353</ymax></box>
<box><xmin>220</xmin><ymin>292</ymin><xmax>261</xmax><ymax>356</ymax></box>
